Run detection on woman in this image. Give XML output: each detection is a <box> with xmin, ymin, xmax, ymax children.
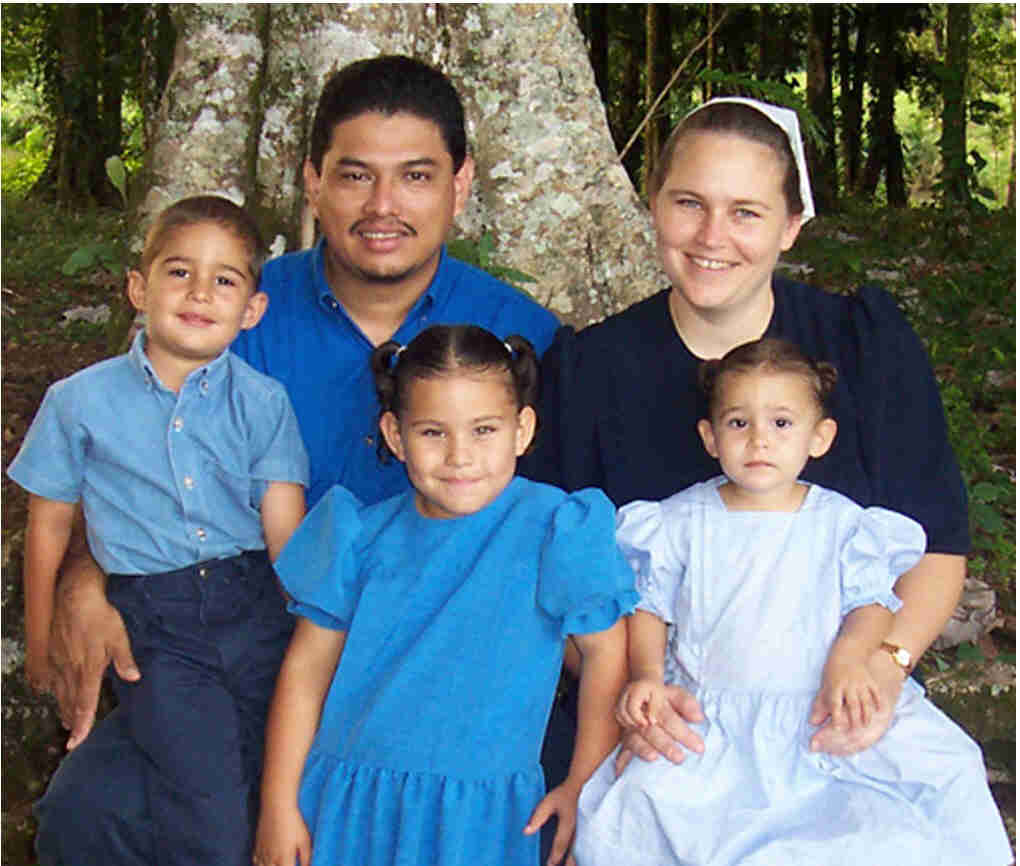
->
<box><xmin>524</xmin><ymin>97</ymin><xmax>968</xmax><ymax>770</ymax></box>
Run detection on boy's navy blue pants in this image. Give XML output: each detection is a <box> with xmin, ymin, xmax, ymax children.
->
<box><xmin>34</xmin><ymin>550</ymin><xmax>294</xmax><ymax>866</ymax></box>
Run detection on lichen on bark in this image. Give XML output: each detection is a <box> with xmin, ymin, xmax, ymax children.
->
<box><xmin>133</xmin><ymin>3</ymin><xmax>662</xmax><ymax>328</ymax></box>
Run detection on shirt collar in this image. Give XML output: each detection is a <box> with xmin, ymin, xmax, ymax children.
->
<box><xmin>312</xmin><ymin>236</ymin><xmax>448</xmax><ymax>319</ymax></box>
<box><xmin>128</xmin><ymin>328</ymin><xmax>232</xmax><ymax>394</ymax></box>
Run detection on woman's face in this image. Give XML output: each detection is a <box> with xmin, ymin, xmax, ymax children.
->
<box><xmin>651</xmin><ymin>131</ymin><xmax>802</xmax><ymax>316</ymax></box>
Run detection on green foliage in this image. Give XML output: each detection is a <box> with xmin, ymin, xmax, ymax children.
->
<box><xmin>2</xmin><ymin>196</ymin><xmax>126</xmax><ymax>343</ymax></box>
<box><xmin>105</xmin><ymin>156</ymin><xmax>128</xmax><ymax>207</ymax></box>
<box><xmin>900</xmin><ymin>210</ymin><xmax>1015</xmax><ymax>607</ymax></box>
<box><xmin>447</xmin><ymin>232</ymin><xmax>538</xmax><ymax>296</ymax></box>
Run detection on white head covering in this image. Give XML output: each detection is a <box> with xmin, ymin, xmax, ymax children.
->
<box><xmin>685</xmin><ymin>97</ymin><xmax>816</xmax><ymax>224</ymax></box>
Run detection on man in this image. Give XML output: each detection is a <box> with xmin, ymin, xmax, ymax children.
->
<box><xmin>35</xmin><ymin>55</ymin><xmax>559</xmax><ymax>866</ymax></box>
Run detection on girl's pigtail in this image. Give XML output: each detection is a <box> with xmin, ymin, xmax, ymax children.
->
<box><xmin>815</xmin><ymin>360</ymin><xmax>838</xmax><ymax>411</ymax></box>
<box><xmin>698</xmin><ymin>358</ymin><xmax>722</xmax><ymax>403</ymax></box>
<box><xmin>370</xmin><ymin>340</ymin><xmax>403</xmax><ymax>462</ymax></box>
<box><xmin>504</xmin><ymin>334</ymin><xmax>540</xmax><ymax>410</ymax></box>
<box><xmin>504</xmin><ymin>334</ymin><xmax>540</xmax><ymax>456</ymax></box>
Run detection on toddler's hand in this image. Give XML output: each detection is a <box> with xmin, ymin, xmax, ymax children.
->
<box><xmin>615</xmin><ymin>678</ymin><xmax>668</xmax><ymax>729</ymax></box>
<box><xmin>253</xmin><ymin>803</ymin><xmax>312</xmax><ymax>866</ymax></box>
<box><xmin>524</xmin><ymin>782</ymin><xmax>579</xmax><ymax>866</ymax></box>
<box><xmin>812</xmin><ymin>658</ymin><xmax>883</xmax><ymax>731</ymax></box>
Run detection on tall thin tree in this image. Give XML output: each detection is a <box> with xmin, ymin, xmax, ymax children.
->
<box><xmin>940</xmin><ymin>3</ymin><xmax>971</xmax><ymax>204</ymax></box>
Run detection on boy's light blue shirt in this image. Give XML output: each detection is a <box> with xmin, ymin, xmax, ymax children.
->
<box><xmin>7</xmin><ymin>330</ymin><xmax>309</xmax><ymax>575</ymax></box>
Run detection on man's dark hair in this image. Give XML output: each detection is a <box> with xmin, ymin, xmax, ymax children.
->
<box><xmin>308</xmin><ymin>55</ymin><xmax>468</xmax><ymax>172</ymax></box>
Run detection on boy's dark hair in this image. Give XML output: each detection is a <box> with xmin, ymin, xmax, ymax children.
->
<box><xmin>308</xmin><ymin>55</ymin><xmax>468</xmax><ymax>173</ymax></box>
<box><xmin>140</xmin><ymin>195</ymin><xmax>268</xmax><ymax>284</ymax></box>
<box><xmin>370</xmin><ymin>325</ymin><xmax>539</xmax><ymax>462</ymax></box>
<box><xmin>649</xmin><ymin>100</ymin><xmax>803</xmax><ymax>216</ymax></box>
<box><xmin>698</xmin><ymin>337</ymin><xmax>837</xmax><ymax>418</ymax></box>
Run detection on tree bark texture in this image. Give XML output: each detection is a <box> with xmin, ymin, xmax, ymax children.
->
<box><xmin>138</xmin><ymin>3</ymin><xmax>662</xmax><ymax>328</ymax></box>
<box><xmin>940</xmin><ymin>3</ymin><xmax>971</xmax><ymax>204</ymax></box>
<box><xmin>805</xmin><ymin>5</ymin><xmax>838</xmax><ymax>213</ymax></box>
<box><xmin>859</xmin><ymin>9</ymin><xmax>907</xmax><ymax>207</ymax></box>
<box><xmin>643</xmin><ymin>3</ymin><xmax>671</xmax><ymax>197</ymax></box>
<box><xmin>839</xmin><ymin>5</ymin><xmax>869</xmax><ymax>193</ymax></box>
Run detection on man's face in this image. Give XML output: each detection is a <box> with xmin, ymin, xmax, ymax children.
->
<box><xmin>304</xmin><ymin>111</ymin><xmax>474</xmax><ymax>298</ymax></box>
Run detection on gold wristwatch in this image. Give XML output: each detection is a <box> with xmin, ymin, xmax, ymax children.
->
<box><xmin>881</xmin><ymin>641</ymin><xmax>913</xmax><ymax>677</ymax></box>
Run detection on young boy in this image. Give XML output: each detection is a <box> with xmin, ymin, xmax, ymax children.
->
<box><xmin>8</xmin><ymin>195</ymin><xmax>308</xmax><ymax>866</ymax></box>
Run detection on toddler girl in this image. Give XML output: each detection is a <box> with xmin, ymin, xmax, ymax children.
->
<box><xmin>254</xmin><ymin>324</ymin><xmax>637</xmax><ymax>866</ymax></box>
<box><xmin>574</xmin><ymin>337</ymin><xmax>1011</xmax><ymax>865</ymax></box>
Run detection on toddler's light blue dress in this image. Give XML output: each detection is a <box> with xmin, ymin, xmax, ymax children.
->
<box><xmin>574</xmin><ymin>477</ymin><xmax>1012</xmax><ymax>866</ymax></box>
<box><xmin>274</xmin><ymin>476</ymin><xmax>638</xmax><ymax>866</ymax></box>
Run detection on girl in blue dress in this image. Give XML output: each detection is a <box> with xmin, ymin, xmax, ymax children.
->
<box><xmin>254</xmin><ymin>325</ymin><xmax>638</xmax><ymax>866</ymax></box>
<box><xmin>574</xmin><ymin>338</ymin><xmax>1011</xmax><ymax>866</ymax></box>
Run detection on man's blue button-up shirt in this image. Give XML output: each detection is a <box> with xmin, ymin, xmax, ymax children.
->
<box><xmin>232</xmin><ymin>242</ymin><xmax>559</xmax><ymax>507</ymax></box>
<box><xmin>8</xmin><ymin>331</ymin><xmax>309</xmax><ymax>575</ymax></box>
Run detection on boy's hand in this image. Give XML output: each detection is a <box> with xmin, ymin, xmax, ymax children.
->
<box><xmin>25</xmin><ymin>645</ymin><xmax>54</xmax><ymax>695</ymax></box>
<box><xmin>615</xmin><ymin>677</ymin><xmax>669</xmax><ymax>729</ymax></box>
<box><xmin>524</xmin><ymin>782</ymin><xmax>580</xmax><ymax>866</ymax></box>
<box><xmin>811</xmin><ymin>657</ymin><xmax>883</xmax><ymax>731</ymax></box>
<box><xmin>253</xmin><ymin>804</ymin><xmax>312</xmax><ymax>866</ymax></box>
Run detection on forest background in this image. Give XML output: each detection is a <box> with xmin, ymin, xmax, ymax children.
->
<box><xmin>1</xmin><ymin>3</ymin><xmax>1016</xmax><ymax>862</ymax></box>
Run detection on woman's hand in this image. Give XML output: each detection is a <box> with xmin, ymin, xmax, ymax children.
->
<box><xmin>253</xmin><ymin>803</ymin><xmax>312</xmax><ymax>866</ymax></box>
<box><xmin>613</xmin><ymin>685</ymin><xmax>705</xmax><ymax>776</ymax></box>
<box><xmin>524</xmin><ymin>781</ymin><xmax>580</xmax><ymax>866</ymax></box>
<box><xmin>809</xmin><ymin>649</ymin><xmax>904</xmax><ymax>755</ymax></box>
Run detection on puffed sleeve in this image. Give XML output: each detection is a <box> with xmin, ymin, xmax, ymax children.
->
<box><xmin>615</xmin><ymin>500</ymin><xmax>687</xmax><ymax>624</ymax></box>
<box><xmin>274</xmin><ymin>485</ymin><xmax>365</xmax><ymax>630</ymax></box>
<box><xmin>839</xmin><ymin>506</ymin><xmax>926</xmax><ymax>616</ymax></box>
<box><xmin>537</xmin><ymin>488</ymin><xmax>639</xmax><ymax>636</ymax></box>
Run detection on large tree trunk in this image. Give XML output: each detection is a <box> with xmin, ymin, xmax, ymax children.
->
<box><xmin>805</xmin><ymin>5</ymin><xmax>838</xmax><ymax>213</ymax></box>
<box><xmin>139</xmin><ymin>4</ymin><xmax>661</xmax><ymax>328</ymax></box>
<box><xmin>34</xmin><ymin>5</ymin><xmax>101</xmax><ymax>205</ymax></box>
<box><xmin>940</xmin><ymin>3</ymin><xmax>971</xmax><ymax>205</ymax></box>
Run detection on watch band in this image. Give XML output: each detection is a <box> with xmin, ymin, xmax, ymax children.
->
<box><xmin>881</xmin><ymin>641</ymin><xmax>913</xmax><ymax>676</ymax></box>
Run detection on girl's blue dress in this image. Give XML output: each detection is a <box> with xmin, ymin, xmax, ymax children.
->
<box><xmin>274</xmin><ymin>476</ymin><xmax>638</xmax><ymax>866</ymax></box>
<box><xmin>574</xmin><ymin>478</ymin><xmax>1012</xmax><ymax>866</ymax></box>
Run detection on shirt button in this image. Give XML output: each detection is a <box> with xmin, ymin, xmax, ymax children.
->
<box><xmin>196</xmin><ymin>528</ymin><xmax>207</xmax><ymax>541</ymax></box>
<box><xmin>183</xmin><ymin>476</ymin><xmax>195</xmax><ymax>490</ymax></box>
<box><xmin>198</xmin><ymin>567</ymin><xmax>208</xmax><ymax>579</ymax></box>
<box><xmin>173</xmin><ymin>418</ymin><xmax>183</xmax><ymax>431</ymax></box>
<box><xmin>200</xmin><ymin>380</ymin><xmax>209</xmax><ymax>393</ymax></box>
<box><xmin>364</xmin><ymin>435</ymin><xmax>374</xmax><ymax>446</ymax></box>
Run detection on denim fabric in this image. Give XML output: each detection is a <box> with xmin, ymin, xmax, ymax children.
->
<box><xmin>7</xmin><ymin>332</ymin><xmax>308</xmax><ymax>574</ymax></box>
<box><xmin>34</xmin><ymin>551</ymin><xmax>294</xmax><ymax>866</ymax></box>
<box><xmin>232</xmin><ymin>242</ymin><xmax>559</xmax><ymax>508</ymax></box>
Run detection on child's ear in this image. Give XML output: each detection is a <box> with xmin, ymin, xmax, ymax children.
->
<box><xmin>696</xmin><ymin>419</ymin><xmax>719</xmax><ymax>458</ymax></box>
<box><xmin>379</xmin><ymin>412</ymin><xmax>406</xmax><ymax>463</ymax></box>
<box><xmin>126</xmin><ymin>270</ymin><xmax>147</xmax><ymax>312</ymax></box>
<box><xmin>809</xmin><ymin>417</ymin><xmax>838</xmax><ymax>458</ymax></box>
<box><xmin>240</xmin><ymin>290</ymin><xmax>268</xmax><ymax>330</ymax></box>
<box><xmin>514</xmin><ymin>406</ymin><xmax>537</xmax><ymax>456</ymax></box>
